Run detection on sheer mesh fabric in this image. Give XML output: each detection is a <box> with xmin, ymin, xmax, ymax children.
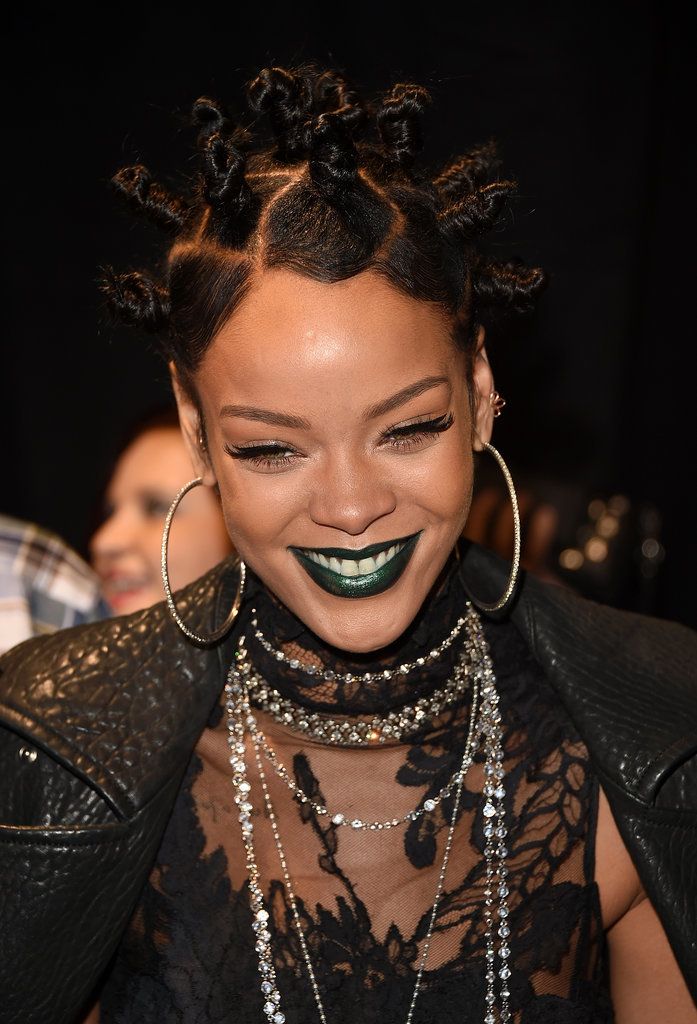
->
<box><xmin>98</xmin><ymin>558</ymin><xmax>613</xmax><ymax>1023</ymax></box>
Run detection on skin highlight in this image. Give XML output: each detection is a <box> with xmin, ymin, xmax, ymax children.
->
<box><xmin>173</xmin><ymin>267</ymin><xmax>495</xmax><ymax>654</ymax></box>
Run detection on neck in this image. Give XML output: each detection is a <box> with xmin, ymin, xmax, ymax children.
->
<box><xmin>239</xmin><ymin>551</ymin><xmax>471</xmax><ymax>715</ymax></box>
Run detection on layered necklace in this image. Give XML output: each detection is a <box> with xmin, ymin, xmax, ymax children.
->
<box><xmin>224</xmin><ymin>600</ymin><xmax>512</xmax><ymax>1024</ymax></box>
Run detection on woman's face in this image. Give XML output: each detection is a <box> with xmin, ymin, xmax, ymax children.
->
<box><xmin>176</xmin><ymin>268</ymin><xmax>494</xmax><ymax>653</ymax></box>
<box><xmin>90</xmin><ymin>426</ymin><xmax>232</xmax><ymax>615</ymax></box>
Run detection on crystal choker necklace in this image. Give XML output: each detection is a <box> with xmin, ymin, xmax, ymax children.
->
<box><xmin>241</xmin><ymin>640</ymin><xmax>471</xmax><ymax>746</ymax></box>
<box><xmin>250</xmin><ymin>608</ymin><xmax>467</xmax><ymax>685</ymax></box>
<box><xmin>224</xmin><ymin>602</ymin><xmax>513</xmax><ymax>1024</ymax></box>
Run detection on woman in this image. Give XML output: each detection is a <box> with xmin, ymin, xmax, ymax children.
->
<box><xmin>0</xmin><ymin>64</ymin><xmax>694</xmax><ymax>1024</ymax></box>
<box><xmin>90</xmin><ymin>408</ymin><xmax>233</xmax><ymax>615</ymax></box>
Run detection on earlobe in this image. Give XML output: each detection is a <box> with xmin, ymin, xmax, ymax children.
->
<box><xmin>169</xmin><ymin>362</ymin><xmax>217</xmax><ymax>487</ymax></box>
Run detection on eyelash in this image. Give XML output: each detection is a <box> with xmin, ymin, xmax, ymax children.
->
<box><xmin>223</xmin><ymin>412</ymin><xmax>454</xmax><ymax>470</ymax></box>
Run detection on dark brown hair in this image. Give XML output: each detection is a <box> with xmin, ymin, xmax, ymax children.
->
<box><xmin>102</xmin><ymin>63</ymin><xmax>545</xmax><ymax>399</ymax></box>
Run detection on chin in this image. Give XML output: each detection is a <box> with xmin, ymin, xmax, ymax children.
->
<box><xmin>292</xmin><ymin>557</ymin><xmax>447</xmax><ymax>655</ymax></box>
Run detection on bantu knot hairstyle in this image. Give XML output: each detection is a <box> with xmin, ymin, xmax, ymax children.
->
<box><xmin>102</xmin><ymin>61</ymin><xmax>546</xmax><ymax>392</ymax></box>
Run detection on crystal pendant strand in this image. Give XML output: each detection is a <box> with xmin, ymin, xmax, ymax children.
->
<box><xmin>224</xmin><ymin>603</ymin><xmax>512</xmax><ymax>1024</ymax></box>
<box><xmin>249</xmin><ymin>702</ymin><xmax>479</xmax><ymax>1024</ymax></box>
<box><xmin>226</xmin><ymin>681</ymin><xmax>287</xmax><ymax>1024</ymax></box>
<box><xmin>478</xmin><ymin>635</ymin><xmax>512</xmax><ymax>1024</ymax></box>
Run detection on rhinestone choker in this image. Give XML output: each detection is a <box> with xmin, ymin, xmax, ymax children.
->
<box><xmin>250</xmin><ymin>608</ymin><xmax>467</xmax><ymax>685</ymax></box>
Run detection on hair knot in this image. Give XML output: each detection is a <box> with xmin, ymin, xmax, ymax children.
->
<box><xmin>474</xmin><ymin>257</ymin><xmax>547</xmax><ymax>315</ymax></box>
<box><xmin>247</xmin><ymin>66</ymin><xmax>314</xmax><ymax>162</ymax></box>
<box><xmin>111</xmin><ymin>164</ymin><xmax>187</xmax><ymax>233</ymax></box>
<box><xmin>100</xmin><ymin>269</ymin><xmax>170</xmax><ymax>332</ymax></box>
<box><xmin>439</xmin><ymin>181</ymin><xmax>516</xmax><ymax>241</ymax></box>
<box><xmin>433</xmin><ymin>142</ymin><xmax>502</xmax><ymax>200</ymax></box>
<box><xmin>377</xmin><ymin>82</ymin><xmax>431</xmax><ymax>169</ymax></box>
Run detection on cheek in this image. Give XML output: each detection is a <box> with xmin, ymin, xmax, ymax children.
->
<box><xmin>402</xmin><ymin>434</ymin><xmax>473</xmax><ymax>524</ymax></box>
<box><xmin>215</xmin><ymin>469</ymin><xmax>303</xmax><ymax>551</ymax></box>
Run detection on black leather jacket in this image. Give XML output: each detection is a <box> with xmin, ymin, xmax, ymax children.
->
<box><xmin>0</xmin><ymin>544</ymin><xmax>695</xmax><ymax>1023</ymax></box>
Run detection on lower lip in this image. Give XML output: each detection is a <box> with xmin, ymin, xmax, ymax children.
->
<box><xmin>104</xmin><ymin>584</ymin><xmax>149</xmax><ymax>610</ymax></box>
<box><xmin>290</xmin><ymin>533</ymin><xmax>422</xmax><ymax>599</ymax></box>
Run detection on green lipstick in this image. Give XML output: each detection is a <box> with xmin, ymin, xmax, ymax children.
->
<box><xmin>289</xmin><ymin>532</ymin><xmax>422</xmax><ymax>599</ymax></box>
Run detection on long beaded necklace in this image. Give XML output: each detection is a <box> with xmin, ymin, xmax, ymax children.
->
<box><xmin>225</xmin><ymin>603</ymin><xmax>512</xmax><ymax>1024</ymax></box>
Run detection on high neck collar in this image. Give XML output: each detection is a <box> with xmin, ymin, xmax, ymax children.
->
<box><xmin>237</xmin><ymin>552</ymin><xmax>472</xmax><ymax>716</ymax></box>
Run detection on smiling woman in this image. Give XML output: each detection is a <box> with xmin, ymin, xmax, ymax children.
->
<box><xmin>90</xmin><ymin>409</ymin><xmax>232</xmax><ymax>615</ymax></box>
<box><xmin>0</xmin><ymin>62</ymin><xmax>695</xmax><ymax>1024</ymax></box>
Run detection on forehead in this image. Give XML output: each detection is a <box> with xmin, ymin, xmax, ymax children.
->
<box><xmin>110</xmin><ymin>428</ymin><xmax>187</xmax><ymax>490</ymax></box>
<box><xmin>197</xmin><ymin>268</ymin><xmax>459</xmax><ymax>396</ymax></box>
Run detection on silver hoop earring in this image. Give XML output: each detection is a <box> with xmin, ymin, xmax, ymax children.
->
<box><xmin>161</xmin><ymin>477</ymin><xmax>246</xmax><ymax>645</ymax></box>
<box><xmin>464</xmin><ymin>442</ymin><xmax>521</xmax><ymax>613</ymax></box>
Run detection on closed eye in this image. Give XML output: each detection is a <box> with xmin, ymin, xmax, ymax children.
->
<box><xmin>223</xmin><ymin>442</ymin><xmax>298</xmax><ymax>470</ymax></box>
<box><xmin>382</xmin><ymin>411</ymin><xmax>454</xmax><ymax>450</ymax></box>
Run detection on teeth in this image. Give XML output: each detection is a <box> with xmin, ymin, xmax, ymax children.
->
<box><xmin>301</xmin><ymin>540</ymin><xmax>409</xmax><ymax>578</ymax></box>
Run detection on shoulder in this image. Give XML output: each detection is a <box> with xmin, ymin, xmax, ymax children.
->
<box><xmin>0</xmin><ymin>555</ymin><xmax>240</xmax><ymax>818</ymax></box>
<box><xmin>517</xmin><ymin>570</ymin><xmax>696</xmax><ymax>807</ymax></box>
<box><xmin>459</xmin><ymin>541</ymin><xmax>697</xmax><ymax>808</ymax></box>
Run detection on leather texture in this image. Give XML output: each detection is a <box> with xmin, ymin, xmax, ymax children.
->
<box><xmin>0</xmin><ymin>543</ymin><xmax>695</xmax><ymax>1022</ymax></box>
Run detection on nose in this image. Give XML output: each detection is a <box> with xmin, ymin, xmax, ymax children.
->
<box><xmin>90</xmin><ymin>506</ymin><xmax>135</xmax><ymax>561</ymax></box>
<box><xmin>307</xmin><ymin>452</ymin><xmax>398</xmax><ymax>537</ymax></box>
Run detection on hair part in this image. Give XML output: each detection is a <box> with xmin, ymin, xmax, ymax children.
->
<box><xmin>101</xmin><ymin>62</ymin><xmax>546</xmax><ymax>403</ymax></box>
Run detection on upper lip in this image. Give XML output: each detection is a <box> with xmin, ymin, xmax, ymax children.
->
<box><xmin>290</xmin><ymin>532</ymin><xmax>420</xmax><ymax>559</ymax></box>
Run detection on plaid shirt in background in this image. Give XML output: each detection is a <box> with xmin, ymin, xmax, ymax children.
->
<box><xmin>0</xmin><ymin>515</ymin><xmax>110</xmax><ymax>656</ymax></box>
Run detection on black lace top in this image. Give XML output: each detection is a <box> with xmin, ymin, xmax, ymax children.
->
<box><xmin>97</xmin><ymin>557</ymin><xmax>614</xmax><ymax>1023</ymax></box>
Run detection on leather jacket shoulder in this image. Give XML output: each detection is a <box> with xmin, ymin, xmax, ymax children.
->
<box><xmin>0</xmin><ymin>544</ymin><xmax>695</xmax><ymax>1022</ymax></box>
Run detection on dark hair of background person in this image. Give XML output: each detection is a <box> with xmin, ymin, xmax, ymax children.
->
<box><xmin>87</xmin><ymin>404</ymin><xmax>181</xmax><ymax>540</ymax></box>
<box><xmin>101</xmin><ymin>64</ymin><xmax>544</xmax><ymax>419</ymax></box>
<box><xmin>4</xmin><ymin>5</ymin><xmax>695</xmax><ymax>626</ymax></box>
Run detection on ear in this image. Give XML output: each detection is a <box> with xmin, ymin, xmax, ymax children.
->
<box><xmin>472</xmin><ymin>325</ymin><xmax>496</xmax><ymax>452</ymax></box>
<box><xmin>169</xmin><ymin>363</ymin><xmax>217</xmax><ymax>487</ymax></box>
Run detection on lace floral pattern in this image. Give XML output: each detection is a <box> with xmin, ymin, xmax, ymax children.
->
<box><xmin>98</xmin><ymin>560</ymin><xmax>614</xmax><ymax>1023</ymax></box>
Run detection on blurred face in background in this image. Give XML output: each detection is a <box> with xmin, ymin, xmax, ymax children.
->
<box><xmin>90</xmin><ymin>425</ymin><xmax>232</xmax><ymax>615</ymax></box>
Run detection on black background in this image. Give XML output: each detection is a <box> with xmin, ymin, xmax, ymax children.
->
<box><xmin>3</xmin><ymin>3</ymin><xmax>695</xmax><ymax>625</ymax></box>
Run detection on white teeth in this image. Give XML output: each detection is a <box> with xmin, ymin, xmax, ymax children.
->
<box><xmin>301</xmin><ymin>539</ymin><xmax>412</xmax><ymax>578</ymax></box>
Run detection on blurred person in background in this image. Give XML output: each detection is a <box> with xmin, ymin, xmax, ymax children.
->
<box><xmin>90</xmin><ymin>408</ymin><xmax>233</xmax><ymax>615</ymax></box>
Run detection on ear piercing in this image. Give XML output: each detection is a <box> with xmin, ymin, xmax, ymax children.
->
<box><xmin>489</xmin><ymin>391</ymin><xmax>506</xmax><ymax>417</ymax></box>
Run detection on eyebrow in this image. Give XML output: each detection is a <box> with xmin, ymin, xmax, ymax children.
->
<box><xmin>362</xmin><ymin>375</ymin><xmax>451</xmax><ymax>421</ymax></box>
<box><xmin>219</xmin><ymin>405</ymin><xmax>312</xmax><ymax>430</ymax></box>
<box><xmin>218</xmin><ymin>375</ymin><xmax>451</xmax><ymax>431</ymax></box>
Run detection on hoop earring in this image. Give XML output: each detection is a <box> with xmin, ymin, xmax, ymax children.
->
<box><xmin>161</xmin><ymin>477</ymin><xmax>246</xmax><ymax>645</ymax></box>
<box><xmin>463</xmin><ymin>442</ymin><xmax>521</xmax><ymax>613</ymax></box>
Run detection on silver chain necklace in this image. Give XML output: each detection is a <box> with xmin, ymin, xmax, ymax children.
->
<box><xmin>235</xmin><ymin>627</ymin><xmax>476</xmax><ymax>831</ymax></box>
<box><xmin>250</xmin><ymin>610</ymin><xmax>467</xmax><ymax>684</ymax></box>
<box><xmin>243</xmin><ymin>660</ymin><xmax>470</xmax><ymax>747</ymax></box>
<box><xmin>225</xmin><ymin>607</ymin><xmax>512</xmax><ymax>1024</ymax></box>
